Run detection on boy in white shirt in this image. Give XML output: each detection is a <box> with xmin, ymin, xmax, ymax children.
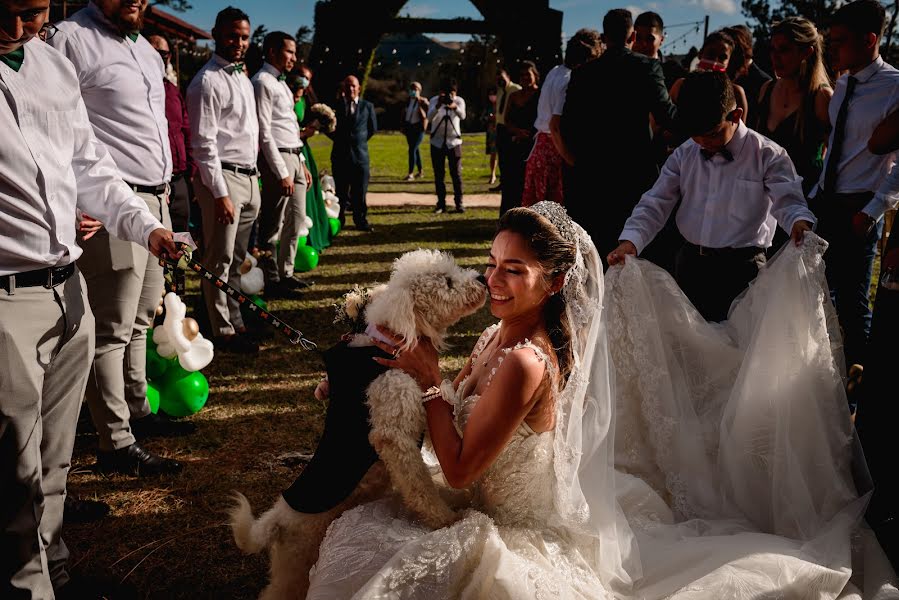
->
<box><xmin>608</xmin><ymin>71</ymin><xmax>815</xmax><ymax>321</ymax></box>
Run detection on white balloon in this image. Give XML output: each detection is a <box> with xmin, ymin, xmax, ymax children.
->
<box><xmin>241</xmin><ymin>267</ymin><xmax>265</xmax><ymax>295</ymax></box>
<box><xmin>178</xmin><ymin>335</ymin><xmax>214</xmax><ymax>372</ymax></box>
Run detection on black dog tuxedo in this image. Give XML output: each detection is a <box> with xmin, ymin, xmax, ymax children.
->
<box><xmin>282</xmin><ymin>340</ymin><xmax>391</xmax><ymax>513</ymax></box>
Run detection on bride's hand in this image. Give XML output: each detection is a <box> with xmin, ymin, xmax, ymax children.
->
<box><xmin>370</xmin><ymin>326</ymin><xmax>442</xmax><ymax>392</ymax></box>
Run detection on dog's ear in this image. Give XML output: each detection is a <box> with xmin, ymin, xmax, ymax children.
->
<box><xmin>365</xmin><ymin>285</ymin><xmax>420</xmax><ymax>351</ymax></box>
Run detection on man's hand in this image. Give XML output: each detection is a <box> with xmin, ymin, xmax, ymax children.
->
<box><xmin>314</xmin><ymin>377</ymin><xmax>330</xmax><ymax>402</ymax></box>
<box><xmin>280</xmin><ymin>176</ymin><xmax>295</xmax><ymax>197</ymax></box>
<box><xmin>607</xmin><ymin>241</ymin><xmax>638</xmax><ymax>266</ymax></box>
<box><xmin>301</xmin><ymin>125</ymin><xmax>317</xmax><ymax>140</ymax></box>
<box><xmin>851</xmin><ymin>211</ymin><xmax>876</xmax><ymax>238</ymax></box>
<box><xmin>78</xmin><ymin>213</ymin><xmax>104</xmax><ymax>241</ymax></box>
<box><xmin>148</xmin><ymin>228</ymin><xmax>183</xmax><ymax>260</ymax></box>
<box><xmin>214</xmin><ymin>195</ymin><xmax>236</xmax><ymax>225</ymax></box>
<box><xmin>790</xmin><ymin>220</ymin><xmax>813</xmax><ymax>246</ymax></box>
<box><xmin>303</xmin><ymin>165</ymin><xmax>313</xmax><ymax>187</ymax></box>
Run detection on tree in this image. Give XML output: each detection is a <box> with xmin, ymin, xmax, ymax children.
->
<box><xmin>251</xmin><ymin>25</ymin><xmax>269</xmax><ymax>50</ymax></box>
<box><xmin>296</xmin><ymin>25</ymin><xmax>313</xmax><ymax>45</ymax></box>
<box><xmin>741</xmin><ymin>0</ymin><xmax>839</xmax><ymax>42</ymax></box>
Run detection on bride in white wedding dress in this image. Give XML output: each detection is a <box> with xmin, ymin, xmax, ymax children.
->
<box><xmin>305</xmin><ymin>202</ymin><xmax>897</xmax><ymax>599</ymax></box>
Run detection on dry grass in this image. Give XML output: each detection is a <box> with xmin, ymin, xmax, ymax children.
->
<box><xmin>65</xmin><ymin>206</ymin><xmax>499</xmax><ymax>598</ymax></box>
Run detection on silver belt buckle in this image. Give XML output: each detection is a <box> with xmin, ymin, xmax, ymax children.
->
<box><xmin>698</xmin><ymin>245</ymin><xmax>707</xmax><ymax>257</ymax></box>
<box><xmin>46</xmin><ymin>268</ymin><xmax>55</xmax><ymax>289</ymax></box>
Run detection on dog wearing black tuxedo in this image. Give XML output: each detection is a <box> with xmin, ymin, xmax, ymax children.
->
<box><xmin>230</xmin><ymin>249</ymin><xmax>487</xmax><ymax>600</ymax></box>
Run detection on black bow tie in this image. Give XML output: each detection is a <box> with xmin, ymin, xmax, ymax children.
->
<box><xmin>700</xmin><ymin>147</ymin><xmax>734</xmax><ymax>162</ymax></box>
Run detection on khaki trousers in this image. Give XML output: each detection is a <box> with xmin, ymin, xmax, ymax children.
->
<box><xmin>259</xmin><ymin>152</ymin><xmax>309</xmax><ymax>283</ymax></box>
<box><xmin>196</xmin><ymin>170</ymin><xmax>261</xmax><ymax>337</ymax></box>
<box><xmin>0</xmin><ymin>272</ymin><xmax>94</xmax><ymax>599</ymax></box>
<box><xmin>79</xmin><ymin>191</ymin><xmax>169</xmax><ymax>451</ymax></box>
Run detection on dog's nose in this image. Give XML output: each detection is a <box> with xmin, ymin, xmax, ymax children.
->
<box><xmin>476</xmin><ymin>274</ymin><xmax>487</xmax><ymax>286</ymax></box>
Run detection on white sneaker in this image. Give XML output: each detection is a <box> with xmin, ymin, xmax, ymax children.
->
<box><xmin>405</xmin><ymin>174</ymin><xmax>415</xmax><ymax>181</ymax></box>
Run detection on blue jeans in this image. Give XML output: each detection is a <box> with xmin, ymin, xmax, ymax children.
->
<box><xmin>812</xmin><ymin>192</ymin><xmax>883</xmax><ymax>367</ymax></box>
<box><xmin>405</xmin><ymin>126</ymin><xmax>424</xmax><ymax>174</ymax></box>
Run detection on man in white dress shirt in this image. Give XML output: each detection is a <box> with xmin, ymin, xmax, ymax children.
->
<box><xmin>50</xmin><ymin>0</ymin><xmax>188</xmax><ymax>479</ymax></box>
<box><xmin>0</xmin><ymin>2</ymin><xmax>179</xmax><ymax>596</ymax></box>
<box><xmin>187</xmin><ymin>6</ymin><xmax>261</xmax><ymax>354</ymax></box>
<box><xmin>428</xmin><ymin>79</ymin><xmax>466</xmax><ymax>214</ymax></box>
<box><xmin>808</xmin><ymin>0</ymin><xmax>899</xmax><ymax>369</ymax></box>
<box><xmin>252</xmin><ymin>31</ymin><xmax>313</xmax><ymax>299</ymax></box>
<box><xmin>608</xmin><ymin>72</ymin><xmax>815</xmax><ymax>322</ymax></box>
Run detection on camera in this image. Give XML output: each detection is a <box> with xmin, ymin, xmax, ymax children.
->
<box><xmin>438</xmin><ymin>93</ymin><xmax>451</xmax><ymax>106</ymax></box>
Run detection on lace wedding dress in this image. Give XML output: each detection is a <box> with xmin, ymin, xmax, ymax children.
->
<box><xmin>306</xmin><ymin>326</ymin><xmax>613</xmax><ymax>599</ymax></box>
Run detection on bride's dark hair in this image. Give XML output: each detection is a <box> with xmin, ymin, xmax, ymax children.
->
<box><xmin>496</xmin><ymin>207</ymin><xmax>577</xmax><ymax>385</ymax></box>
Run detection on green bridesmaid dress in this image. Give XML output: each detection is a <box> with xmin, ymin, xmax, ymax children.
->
<box><xmin>296</xmin><ymin>97</ymin><xmax>331</xmax><ymax>251</ymax></box>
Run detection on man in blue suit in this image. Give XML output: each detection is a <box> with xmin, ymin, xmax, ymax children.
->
<box><xmin>329</xmin><ymin>75</ymin><xmax>377</xmax><ymax>232</ymax></box>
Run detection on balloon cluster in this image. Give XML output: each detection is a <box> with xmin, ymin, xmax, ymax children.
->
<box><xmin>320</xmin><ymin>173</ymin><xmax>342</xmax><ymax>238</ymax></box>
<box><xmin>239</xmin><ymin>254</ymin><xmax>265</xmax><ymax>295</ymax></box>
<box><xmin>145</xmin><ymin>293</ymin><xmax>212</xmax><ymax>417</ymax></box>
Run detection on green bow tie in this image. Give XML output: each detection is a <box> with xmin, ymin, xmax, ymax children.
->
<box><xmin>0</xmin><ymin>47</ymin><xmax>24</xmax><ymax>72</ymax></box>
<box><xmin>278</xmin><ymin>74</ymin><xmax>286</xmax><ymax>82</ymax></box>
<box><xmin>226</xmin><ymin>62</ymin><xmax>245</xmax><ymax>75</ymax></box>
<box><xmin>126</xmin><ymin>32</ymin><xmax>139</xmax><ymax>42</ymax></box>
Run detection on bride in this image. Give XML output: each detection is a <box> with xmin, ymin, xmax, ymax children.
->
<box><xmin>305</xmin><ymin>202</ymin><xmax>895</xmax><ymax>599</ymax></box>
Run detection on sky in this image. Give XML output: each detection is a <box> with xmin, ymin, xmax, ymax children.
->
<box><xmin>177</xmin><ymin>0</ymin><xmax>746</xmax><ymax>55</ymax></box>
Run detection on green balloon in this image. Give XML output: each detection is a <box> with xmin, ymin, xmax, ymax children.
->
<box><xmin>146</xmin><ymin>345</ymin><xmax>175</xmax><ymax>381</ymax></box>
<box><xmin>146</xmin><ymin>382</ymin><xmax>161</xmax><ymax>414</ymax></box>
<box><xmin>159</xmin><ymin>371</ymin><xmax>209</xmax><ymax>417</ymax></box>
<box><xmin>296</xmin><ymin>236</ymin><xmax>307</xmax><ymax>248</ymax></box>
<box><xmin>294</xmin><ymin>245</ymin><xmax>319</xmax><ymax>272</ymax></box>
<box><xmin>329</xmin><ymin>218</ymin><xmax>341</xmax><ymax>237</ymax></box>
<box><xmin>250</xmin><ymin>294</ymin><xmax>268</xmax><ymax>311</ymax></box>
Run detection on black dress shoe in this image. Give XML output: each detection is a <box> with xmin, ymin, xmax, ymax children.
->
<box><xmin>358</xmin><ymin>224</ymin><xmax>374</xmax><ymax>232</ymax></box>
<box><xmin>64</xmin><ymin>496</ymin><xmax>110</xmax><ymax>524</ymax></box>
<box><xmin>57</xmin><ymin>573</ymin><xmax>138</xmax><ymax>600</ymax></box>
<box><xmin>214</xmin><ymin>334</ymin><xmax>259</xmax><ymax>354</ymax></box>
<box><xmin>451</xmin><ymin>206</ymin><xmax>465</xmax><ymax>214</ymax></box>
<box><xmin>96</xmin><ymin>443</ymin><xmax>182</xmax><ymax>477</ymax></box>
<box><xmin>283</xmin><ymin>276</ymin><xmax>314</xmax><ymax>290</ymax></box>
<box><xmin>488</xmin><ymin>183</ymin><xmax>502</xmax><ymax>192</ymax></box>
<box><xmin>131</xmin><ymin>412</ymin><xmax>197</xmax><ymax>441</ymax></box>
<box><xmin>264</xmin><ymin>280</ymin><xmax>303</xmax><ymax>299</ymax></box>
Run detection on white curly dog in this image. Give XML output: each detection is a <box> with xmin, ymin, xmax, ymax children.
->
<box><xmin>229</xmin><ymin>249</ymin><xmax>487</xmax><ymax>600</ymax></box>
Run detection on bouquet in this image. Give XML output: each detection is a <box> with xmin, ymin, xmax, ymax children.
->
<box><xmin>333</xmin><ymin>285</ymin><xmax>380</xmax><ymax>335</ymax></box>
<box><xmin>309</xmin><ymin>103</ymin><xmax>337</xmax><ymax>133</ymax></box>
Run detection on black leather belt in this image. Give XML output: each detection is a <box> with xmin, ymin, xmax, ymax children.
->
<box><xmin>221</xmin><ymin>162</ymin><xmax>259</xmax><ymax>176</ymax></box>
<box><xmin>277</xmin><ymin>147</ymin><xmax>303</xmax><ymax>155</ymax></box>
<box><xmin>126</xmin><ymin>182</ymin><xmax>167</xmax><ymax>195</ymax></box>
<box><xmin>683</xmin><ymin>241</ymin><xmax>765</xmax><ymax>258</ymax></box>
<box><xmin>0</xmin><ymin>263</ymin><xmax>75</xmax><ymax>294</ymax></box>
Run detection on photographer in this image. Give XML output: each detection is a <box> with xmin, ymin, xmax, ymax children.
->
<box><xmin>427</xmin><ymin>80</ymin><xmax>466</xmax><ymax>213</ymax></box>
<box><xmin>403</xmin><ymin>82</ymin><xmax>429</xmax><ymax>181</ymax></box>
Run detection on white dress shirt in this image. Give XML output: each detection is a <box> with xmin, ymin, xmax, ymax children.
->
<box><xmin>187</xmin><ymin>53</ymin><xmax>259</xmax><ymax>199</ymax></box>
<box><xmin>49</xmin><ymin>2</ymin><xmax>172</xmax><ymax>186</ymax></box>
<box><xmin>811</xmin><ymin>56</ymin><xmax>899</xmax><ymax>220</ymax></box>
<box><xmin>534</xmin><ymin>65</ymin><xmax>570</xmax><ymax>134</ymax></box>
<box><xmin>428</xmin><ymin>95</ymin><xmax>466</xmax><ymax>149</ymax></box>
<box><xmin>252</xmin><ymin>62</ymin><xmax>303</xmax><ymax>181</ymax></box>
<box><xmin>0</xmin><ymin>40</ymin><xmax>162</xmax><ymax>276</ymax></box>
<box><xmin>620</xmin><ymin>121</ymin><xmax>816</xmax><ymax>254</ymax></box>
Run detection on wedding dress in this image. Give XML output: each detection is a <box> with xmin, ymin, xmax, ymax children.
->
<box><xmin>305</xmin><ymin>201</ymin><xmax>896</xmax><ymax>599</ymax></box>
<box><xmin>306</xmin><ymin>325</ymin><xmax>613</xmax><ymax>599</ymax></box>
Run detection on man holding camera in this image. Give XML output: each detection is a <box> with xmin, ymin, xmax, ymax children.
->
<box><xmin>427</xmin><ymin>79</ymin><xmax>466</xmax><ymax>214</ymax></box>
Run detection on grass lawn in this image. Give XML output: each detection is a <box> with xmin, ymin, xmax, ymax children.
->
<box><xmin>308</xmin><ymin>131</ymin><xmax>496</xmax><ymax>195</ymax></box>
<box><xmin>65</xmin><ymin>207</ymin><xmax>498</xmax><ymax>599</ymax></box>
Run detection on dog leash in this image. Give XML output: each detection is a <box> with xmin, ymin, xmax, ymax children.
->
<box><xmin>160</xmin><ymin>243</ymin><xmax>317</xmax><ymax>350</ymax></box>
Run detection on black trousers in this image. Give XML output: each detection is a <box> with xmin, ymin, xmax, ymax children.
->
<box><xmin>334</xmin><ymin>158</ymin><xmax>370</xmax><ymax>229</ymax></box>
<box><xmin>855</xmin><ymin>219</ymin><xmax>898</xmax><ymax>568</ymax></box>
<box><xmin>674</xmin><ymin>242</ymin><xmax>767</xmax><ymax>322</ymax></box>
<box><xmin>809</xmin><ymin>191</ymin><xmax>882</xmax><ymax>367</ymax></box>
<box><xmin>430</xmin><ymin>144</ymin><xmax>463</xmax><ymax>209</ymax></box>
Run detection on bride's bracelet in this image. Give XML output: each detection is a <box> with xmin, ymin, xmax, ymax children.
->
<box><xmin>421</xmin><ymin>386</ymin><xmax>443</xmax><ymax>404</ymax></box>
